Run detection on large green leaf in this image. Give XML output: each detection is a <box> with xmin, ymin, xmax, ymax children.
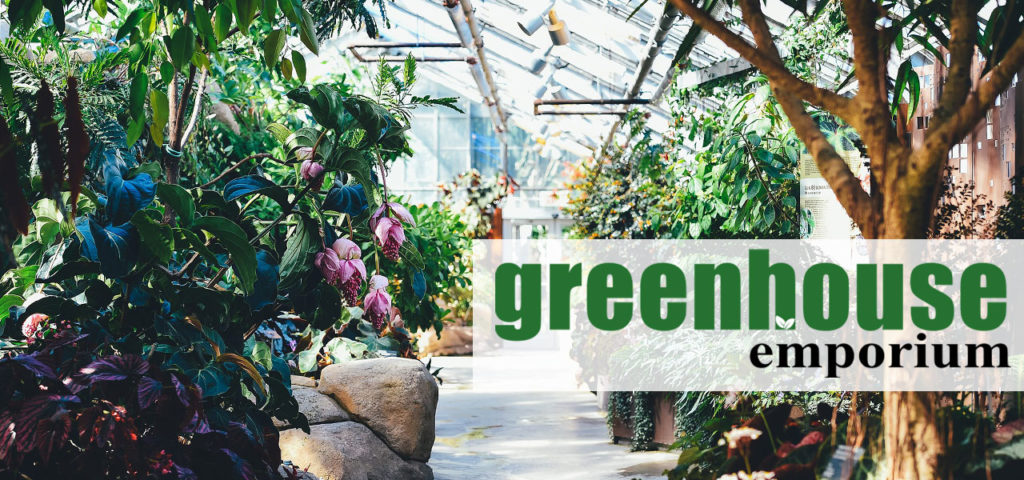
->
<box><xmin>287</xmin><ymin>85</ymin><xmax>353</xmax><ymax>132</ymax></box>
<box><xmin>193</xmin><ymin>363</ymin><xmax>231</xmax><ymax>397</ymax></box>
<box><xmin>193</xmin><ymin>6</ymin><xmax>217</xmax><ymax>48</ymax></box>
<box><xmin>194</xmin><ymin>216</ymin><xmax>258</xmax><ymax>294</ymax></box>
<box><xmin>291</xmin><ymin>51</ymin><xmax>307</xmax><ymax>82</ymax></box>
<box><xmin>166</xmin><ymin>26</ymin><xmax>195</xmax><ymax>72</ymax></box>
<box><xmin>131</xmin><ymin>209</ymin><xmax>174</xmax><ymax>263</ymax></box>
<box><xmin>214</xmin><ymin>4</ymin><xmax>233</xmax><ymax>42</ymax></box>
<box><xmin>157</xmin><ymin>183</ymin><xmax>196</xmax><ymax>226</ymax></box>
<box><xmin>263</xmin><ymin>29</ymin><xmax>286</xmax><ymax>68</ymax></box>
<box><xmin>399</xmin><ymin>239</ymin><xmax>424</xmax><ymax>270</ymax></box>
<box><xmin>278</xmin><ymin>212</ymin><xmax>320</xmax><ymax>290</ymax></box>
<box><xmin>234</xmin><ymin>0</ymin><xmax>258</xmax><ymax>32</ymax></box>
<box><xmin>297</xmin><ymin>5</ymin><xmax>319</xmax><ymax>55</ymax></box>
<box><xmin>0</xmin><ymin>294</ymin><xmax>24</xmax><ymax>333</ymax></box>
<box><xmin>223</xmin><ymin>175</ymin><xmax>290</xmax><ymax>208</ymax></box>
<box><xmin>251</xmin><ymin>341</ymin><xmax>273</xmax><ymax>371</ymax></box>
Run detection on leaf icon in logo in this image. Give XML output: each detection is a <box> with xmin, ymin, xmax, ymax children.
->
<box><xmin>775</xmin><ymin>316</ymin><xmax>796</xmax><ymax>330</ymax></box>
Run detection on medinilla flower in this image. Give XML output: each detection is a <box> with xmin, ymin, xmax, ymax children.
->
<box><xmin>21</xmin><ymin>313</ymin><xmax>49</xmax><ymax>343</ymax></box>
<box><xmin>330</xmin><ymin>238</ymin><xmax>367</xmax><ymax>305</ymax></box>
<box><xmin>314</xmin><ymin>247</ymin><xmax>343</xmax><ymax>284</ymax></box>
<box><xmin>300</xmin><ymin>160</ymin><xmax>325</xmax><ymax>189</ymax></box>
<box><xmin>369</xmin><ymin>203</ymin><xmax>416</xmax><ymax>261</ymax></box>
<box><xmin>314</xmin><ymin>239</ymin><xmax>367</xmax><ymax>303</ymax></box>
<box><xmin>363</xmin><ymin>275</ymin><xmax>392</xmax><ymax>329</ymax></box>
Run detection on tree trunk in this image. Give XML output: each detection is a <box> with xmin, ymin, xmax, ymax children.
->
<box><xmin>884</xmin><ymin>392</ymin><xmax>943</xmax><ymax>479</ymax></box>
<box><xmin>874</xmin><ymin>184</ymin><xmax>944</xmax><ymax>480</ymax></box>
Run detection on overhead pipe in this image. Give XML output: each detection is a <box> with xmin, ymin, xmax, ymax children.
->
<box><xmin>534</xmin><ymin>98</ymin><xmax>651</xmax><ymax>115</ymax></box>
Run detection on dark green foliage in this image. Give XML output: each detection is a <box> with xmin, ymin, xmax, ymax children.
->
<box><xmin>675</xmin><ymin>392</ymin><xmax>721</xmax><ymax>449</ymax></box>
<box><xmin>606</xmin><ymin>391</ymin><xmax>658</xmax><ymax>452</ymax></box>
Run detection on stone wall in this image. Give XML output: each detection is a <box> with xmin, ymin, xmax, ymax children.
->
<box><xmin>278</xmin><ymin>358</ymin><xmax>438</xmax><ymax>480</ymax></box>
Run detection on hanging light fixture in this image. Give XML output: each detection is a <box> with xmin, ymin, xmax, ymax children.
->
<box><xmin>527</xmin><ymin>44</ymin><xmax>554</xmax><ymax>74</ymax></box>
<box><xmin>549</xmin><ymin>85</ymin><xmax>567</xmax><ymax>100</ymax></box>
<box><xmin>547</xmin><ymin>9</ymin><xmax>570</xmax><ymax>46</ymax></box>
<box><xmin>517</xmin><ymin>0</ymin><xmax>556</xmax><ymax>35</ymax></box>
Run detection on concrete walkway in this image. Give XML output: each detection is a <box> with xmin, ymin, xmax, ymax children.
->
<box><xmin>428</xmin><ymin>356</ymin><xmax>679</xmax><ymax>480</ymax></box>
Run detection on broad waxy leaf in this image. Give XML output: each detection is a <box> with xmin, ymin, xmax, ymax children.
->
<box><xmin>246</xmin><ymin>250</ymin><xmax>279</xmax><ymax>310</ymax></box>
<box><xmin>194</xmin><ymin>216</ymin><xmax>258</xmax><ymax>294</ymax></box>
<box><xmin>166</xmin><ymin>26</ymin><xmax>195</xmax><ymax>72</ymax></box>
<box><xmin>297</xmin><ymin>6</ymin><xmax>319</xmax><ymax>55</ymax></box>
<box><xmin>193</xmin><ymin>6</ymin><xmax>217</xmax><ymax>48</ymax></box>
<box><xmin>291</xmin><ymin>51</ymin><xmax>307</xmax><ymax>82</ymax></box>
<box><xmin>214</xmin><ymin>4</ymin><xmax>233</xmax><ymax>42</ymax></box>
<box><xmin>263</xmin><ymin>29</ymin><xmax>286</xmax><ymax>68</ymax></box>
<box><xmin>223</xmin><ymin>175</ymin><xmax>290</xmax><ymax>208</ymax></box>
<box><xmin>322</xmin><ymin>182</ymin><xmax>368</xmax><ymax>217</ymax></box>
<box><xmin>131</xmin><ymin>209</ymin><xmax>174</xmax><ymax>263</ymax></box>
<box><xmin>157</xmin><ymin>183</ymin><xmax>196</xmax><ymax>226</ymax></box>
<box><xmin>279</xmin><ymin>212</ymin><xmax>320</xmax><ymax>290</ymax></box>
<box><xmin>79</xmin><ymin>218</ymin><xmax>140</xmax><ymax>278</ymax></box>
<box><xmin>104</xmin><ymin>166</ymin><xmax>156</xmax><ymax>225</ymax></box>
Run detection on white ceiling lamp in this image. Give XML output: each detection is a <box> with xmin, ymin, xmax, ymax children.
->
<box><xmin>534</xmin><ymin>70</ymin><xmax>555</xmax><ymax>98</ymax></box>
<box><xmin>527</xmin><ymin>44</ymin><xmax>555</xmax><ymax>75</ymax></box>
<box><xmin>517</xmin><ymin>0</ymin><xmax>556</xmax><ymax>35</ymax></box>
<box><xmin>549</xmin><ymin>85</ymin><xmax>567</xmax><ymax>100</ymax></box>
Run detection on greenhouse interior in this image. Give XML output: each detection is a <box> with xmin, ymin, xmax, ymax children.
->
<box><xmin>3</xmin><ymin>0</ymin><xmax>1024</xmax><ymax>478</ymax></box>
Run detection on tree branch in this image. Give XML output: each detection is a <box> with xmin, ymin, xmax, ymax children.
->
<box><xmin>917</xmin><ymin>29</ymin><xmax>1024</xmax><ymax>185</ymax></box>
<box><xmin>180</xmin><ymin>69</ymin><xmax>208</xmax><ymax>147</ymax></box>
<box><xmin>736</xmin><ymin>0</ymin><xmax>875</xmax><ymax>232</ymax></box>
<box><xmin>668</xmin><ymin>0</ymin><xmax>854</xmax><ymax>120</ymax></box>
<box><xmin>932</xmin><ymin>0</ymin><xmax>980</xmax><ymax>125</ymax></box>
<box><xmin>841</xmin><ymin>0</ymin><xmax>885</xmax><ymax>106</ymax></box>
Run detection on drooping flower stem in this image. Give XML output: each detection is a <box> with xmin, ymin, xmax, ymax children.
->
<box><xmin>344</xmin><ymin>212</ymin><xmax>355</xmax><ymax>239</ymax></box>
<box><xmin>375</xmin><ymin>148</ymin><xmax>390</xmax><ymax>200</ymax></box>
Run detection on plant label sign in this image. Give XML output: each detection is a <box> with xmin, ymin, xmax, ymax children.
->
<box><xmin>820</xmin><ymin>445</ymin><xmax>865</xmax><ymax>480</ymax></box>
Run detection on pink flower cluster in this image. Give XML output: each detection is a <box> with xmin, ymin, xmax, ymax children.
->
<box><xmin>314</xmin><ymin>238</ymin><xmax>367</xmax><ymax>305</ymax></box>
<box><xmin>362</xmin><ymin>275</ymin><xmax>392</xmax><ymax>330</ymax></box>
<box><xmin>370</xmin><ymin>202</ymin><xmax>415</xmax><ymax>261</ymax></box>
<box><xmin>21</xmin><ymin>313</ymin><xmax>50</xmax><ymax>343</ymax></box>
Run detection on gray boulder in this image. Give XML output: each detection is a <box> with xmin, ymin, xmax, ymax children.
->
<box><xmin>317</xmin><ymin>358</ymin><xmax>438</xmax><ymax>461</ymax></box>
<box><xmin>279</xmin><ymin>422</ymin><xmax>432</xmax><ymax>480</ymax></box>
<box><xmin>275</xmin><ymin>386</ymin><xmax>350</xmax><ymax>428</ymax></box>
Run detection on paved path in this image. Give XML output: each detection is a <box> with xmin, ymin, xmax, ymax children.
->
<box><xmin>428</xmin><ymin>356</ymin><xmax>679</xmax><ymax>480</ymax></box>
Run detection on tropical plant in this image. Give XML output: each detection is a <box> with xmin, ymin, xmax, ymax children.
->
<box><xmin>439</xmin><ymin>169</ymin><xmax>516</xmax><ymax>239</ymax></box>
<box><xmin>565</xmin><ymin>77</ymin><xmax>803</xmax><ymax>240</ymax></box>
<box><xmin>0</xmin><ymin>0</ymin><xmax>458</xmax><ymax>473</ymax></box>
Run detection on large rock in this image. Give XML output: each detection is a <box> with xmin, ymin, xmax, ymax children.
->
<box><xmin>318</xmin><ymin>358</ymin><xmax>438</xmax><ymax>461</ymax></box>
<box><xmin>275</xmin><ymin>386</ymin><xmax>350</xmax><ymax>428</ymax></box>
<box><xmin>279</xmin><ymin>422</ymin><xmax>432</xmax><ymax>480</ymax></box>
